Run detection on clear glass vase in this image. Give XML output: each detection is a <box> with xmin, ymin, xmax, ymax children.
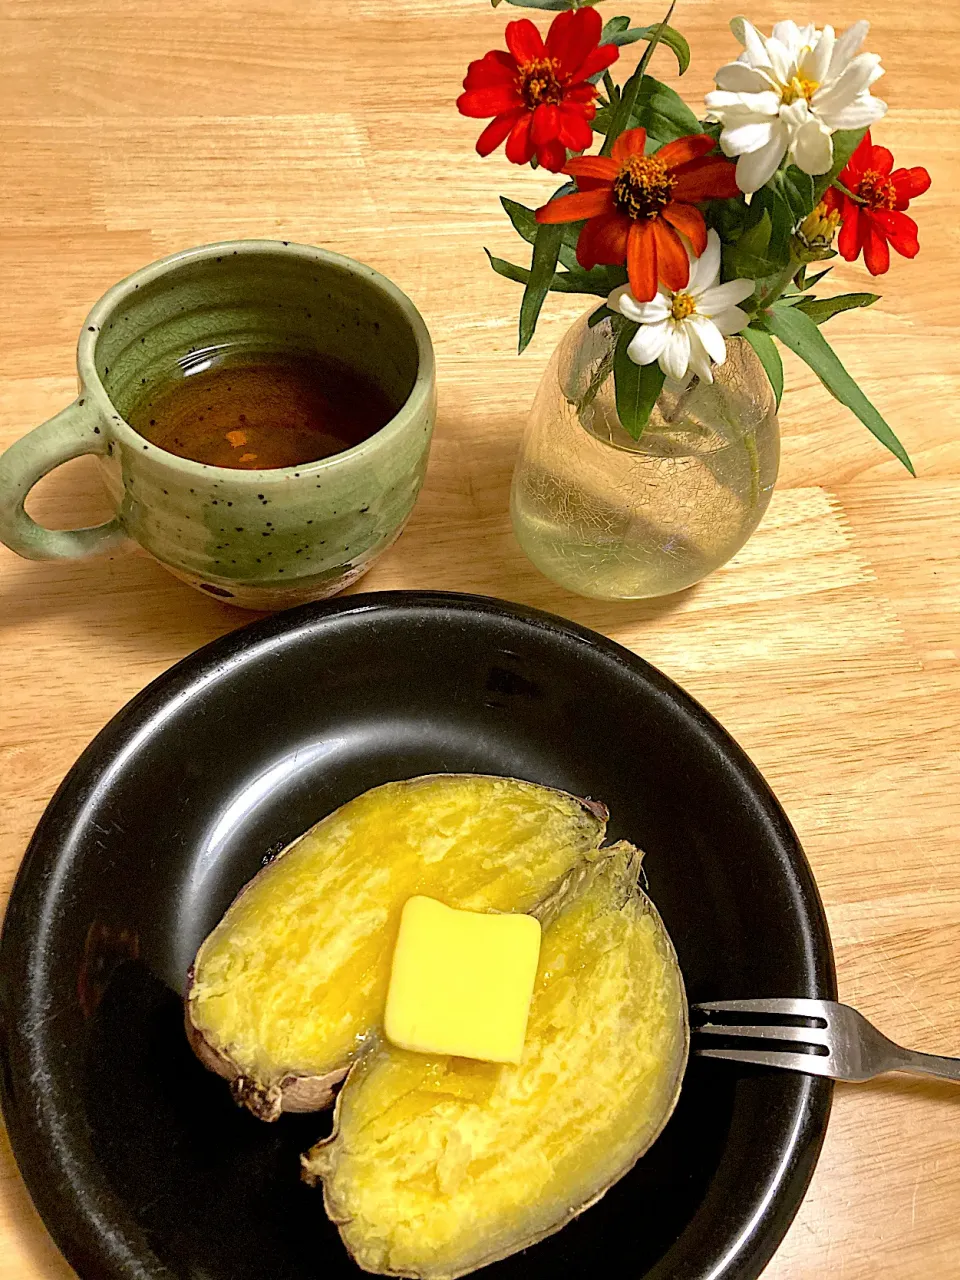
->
<box><xmin>511</xmin><ymin>310</ymin><xmax>780</xmax><ymax>600</ymax></box>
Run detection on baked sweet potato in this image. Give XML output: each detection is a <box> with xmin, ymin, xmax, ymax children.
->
<box><xmin>186</xmin><ymin>775</ymin><xmax>608</xmax><ymax>1119</ymax></box>
<box><xmin>302</xmin><ymin>845</ymin><xmax>688</xmax><ymax>1280</ymax></box>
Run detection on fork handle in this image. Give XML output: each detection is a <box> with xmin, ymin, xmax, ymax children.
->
<box><xmin>886</xmin><ymin>1044</ymin><xmax>960</xmax><ymax>1083</ymax></box>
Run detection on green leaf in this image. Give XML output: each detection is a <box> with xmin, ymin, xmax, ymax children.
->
<box><xmin>500</xmin><ymin>196</ymin><xmax>580</xmax><ymax>270</ymax></box>
<box><xmin>761</xmin><ymin>304</ymin><xmax>913</xmax><ymax>473</ymax></box>
<box><xmin>588</xmin><ymin>304</ymin><xmax>617</xmax><ymax>327</ymax></box>
<box><xmin>812</xmin><ymin>127</ymin><xmax>867</xmax><ymax>203</ymax></box>
<box><xmin>600</xmin><ymin>14</ymin><xmax>631</xmax><ymax>41</ymax></box>
<box><xmin>752</xmin><ymin>165</ymin><xmax>815</xmax><ymax>265</ymax></box>
<box><xmin>703</xmin><ymin>195</ymin><xmax>752</xmax><ymax>245</ymax></box>
<box><xmin>794</xmin><ymin>292</ymin><xmax>880</xmax><ymax>325</ymax></box>
<box><xmin>594</xmin><ymin>75</ymin><xmax>700</xmax><ymax>145</ymax></box>
<box><xmin>614</xmin><ymin>325</ymin><xmax>665</xmax><ymax>439</ymax></box>
<box><xmin>519</xmin><ymin>223</ymin><xmax>564</xmax><ymax>353</ymax></box>
<box><xmin>602</xmin><ymin>23</ymin><xmax>690</xmax><ymax>73</ymax></box>
<box><xmin>741</xmin><ymin>325</ymin><xmax>784</xmax><ymax>408</ymax></box>
<box><xmin>485</xmin><ymin>250</ymin><xmax>624</xmax><ymax>298</ymax></box>
<box><xmin>804</xmin><ymin>265</ymin><xmax>834</xmax><ymax>289</ymax></box>
<box><xmin>722</xmin><ymin>210</ymin><xmax>774</xmax><ymax>282</ymax></box>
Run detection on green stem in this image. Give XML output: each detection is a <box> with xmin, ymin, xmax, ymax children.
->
<box><xmin>600</xmin><ymin>0</ymin><xmax>676</xmax><ymax>156</ymax></box>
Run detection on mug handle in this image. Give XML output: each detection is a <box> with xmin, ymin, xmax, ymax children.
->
<box><xmin>0</xmin><ymin>400</ymin><xmax>131</xmax><ymax>560</ymax></box>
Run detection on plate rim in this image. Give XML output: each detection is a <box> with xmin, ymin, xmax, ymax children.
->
<box><xmin>0</xmin><ymin>590</ymin><xmax>836</xmax><ymax>1280</ymax></box>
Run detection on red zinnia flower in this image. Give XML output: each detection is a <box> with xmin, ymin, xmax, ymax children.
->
<box><xmin>456</xmin><ymin>8</ymin><xmax>619</xmax><ymax>173</ymax></box>
<box><xmin>535</xmin><ymin>127</ymin><xmax>739</xmax><ymax>301</ymax></box>
<box><xmin>822</xmin><ymin>130</ymin><xmax>931</xmax><ymax>276</ymax></box>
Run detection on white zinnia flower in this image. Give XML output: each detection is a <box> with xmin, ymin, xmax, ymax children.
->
<box><xmin>607</xmin><ymin>231</ymin><xmax>753</xmax><ymax>385</ymax></box>
<box><xmin>705</xmin><ymin>19</ymin><xmax>887</xmax><ymax>193</ymax></box>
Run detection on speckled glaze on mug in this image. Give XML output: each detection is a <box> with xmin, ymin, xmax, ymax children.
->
<box><xmin>0</xmin><ymin>241</ymin><xmax>436</xmax><ymax>608</ymax></box>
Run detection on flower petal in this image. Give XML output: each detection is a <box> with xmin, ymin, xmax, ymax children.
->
<box><xmin>653</xmin><ymin>219</ymin><xmax>690</xmax><ymax>292</ymax></box>
<box><xmin>659</xmin><ymin>325</ymin><xmax>691</xmax><ymax>382</ymax></box>
<box><xmin>739</xmin><ymin>20</ymin><xmax>773</xmax><ymax>70</ymax></box>
<box><xmin>868</xmin><ymin>144</ymin><xmax>895</xmax><ymax>176</ymax></box>
<box><xmin>556</xmin><ymin>104</ymin><xmax>595</xmax><ymax>152</ymax></box>
<box><xmin>892</xmin><ymin>166</ymin><xmax>932</xmax><ymax>204</ymax></box>
<box><xmin>671</xmin><ymin>155</ymin><xmax>741</xmax><ymax>201</ymax></box>
<box><xmin>802</xmin><ymin>26</ymin><xmax>834</xmax><ymax>86</ymax></box>
<box><xmin>662</xmin><ymin>202</ymin><xmax>707</xmax><ymax>256</ymax></box>
<box><xmin>685</xmin><ymin>324</ymin><xmax>716</xmax><ymax>384</ymax></box>
<box><xmin>697</xmin><ymin>277</ymin><xmax>755</xmax><ymax>315</ymax></box>
<box><xmin>506</xmin><ymin>111</ymin><xmax>536</xmax><ymax>166</ymax></box>
<box><xmin>564</xmin><ymin>155</ymin><xmax>619</xmax><ymax>182</ymax></box>
<box><xmin>576</xmin><ymin>212</ymin><xmax>630</xmax><ymax>268</ymax></box>
<box><xmin>771</xmin><ymin>20</ymin><xmax>802</xmax><ymax>54</ymax></box>
<box><xmin>791</xmin><ymin>119</ymin><xmax>834</xmax><ymax>176</ymax></box>
<box><xmin>862</xmin><ymin>217</ymin><xmax>890</xmax><ymax>275</ymax></box>
<box><xmin>531</xmin><ymin>103</ymin><xmax>560</xmax><ymax>145</ymax></box>
<box><xmin>627</xmin><ymin>219</ymin><xmax>658</xmax><ymax>301</ymax></box>
<box><xmin>720</xmin><ymin>119</ymin><xmax>776</xmax><ymax>157</ymax></box>
<box><xmin>714</xmin><ymin>61</ymin><xmax>773</xmax><ymax>93</ymax></box>
<box><xmin>457</xmin><ymin>84</ymin><xmax>523</xmax><ymax>118</ymax></box>
<box><xmin>817</xmin><ymin>52</ymin><xmax>884</xmax><ymax>110</ymax></box>
<box><xmin>713</xmin><ymin>305</ymin><xmax>751</xmax><ymax>336</ymax></box>
<box><xmin>537</xmin><ymin>137</ymin><xmax>568</xmax><ymax>172</ymax></box>
<box><xmin>705</xmin><ymin>89</ymin><xmax>780</xmax><ymax>117</ymax></box>
<box><xmin>733</xmin><ymin>132</ymin><xmax>787</xmax><ymax>192</ymax></box>
<box><xmin>837</xmin><ymin>199</ymin><xmax>863</xmax><ymax>261</ymax></box>
<box><xmin>655</xmin><ymin>134</ymin><xmax>717</xmax><ymax>170</ymax></box>
<box><xmin>687</xmin><ymin>228</ymin><xmax>721</xmax><ymax>292</ymax></box>
<box><xmin>820</xmin><ymin>92</ymin><xmax>887</xmax><ymax>132</ymax></box>
<box><xmin>475</xmin><ymin>109</ymin><xmax>524</xmax><ymax>157</ymax></box>
<box><xmin>464</xmin><ymin>51</ymin><xmax>517</xmax><ymax>90</ymax></box>
<box><xmin>546</xmin><ymin>6</ymin><xmax>601</xmax><ymax>76</ymax></box>
<box><xmin>828</xmin><ymin>20</ymin><xmax>870</xmax><ymax>80</ymax></box>
<box><xmin>536</xmin><ymin>187</ymin><xmax>614</xmax><ymax>224</ymax></box>
<box><xmin>871</xmin><ymin>208</ymin><xmax>920</xmax><ymax>258</ymax></box>
<box><xmin>612</xmin><ymin>127</ymin><xmax>647</xmax><ymax>163</ymax></box>
<box><xmin>505</xmin><ymin>18</ymin><xmax>544</xmax><ymax>65</ymax></box>
<box><xmin>763</xmin><ymin>36</ymin><xmax>793</xmax><ymax>86</ymax></box>
<box><xmin>688</xmin><ymin>314</ymin><xmax>729</xmax><ymax>367</ymax></box>
<box><xmin>611</xmin><ymin>289</ymin><xmax>671</xmax><ymax>324</ymax></box>
<box><xmin>627</xmin><ymin>319</ymin><xmax>671</xmax><ymax>367</ymax></box>
<box><xmin>573</xmin><ymin>41</ymin><xmax>620</xmax><ymax>83</ymax></box>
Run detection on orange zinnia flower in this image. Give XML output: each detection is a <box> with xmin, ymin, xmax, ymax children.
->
<box><xmin>821</xmin><ymin>131</ymin><xmax>931</xmax><ymax>276</ymax></box>
<box><xmin>456</xmin><ymin>9</ymin><xmax>619</xmax><ymax>172</ymax></box>
<box><xmin>535</xmin><ymin>127</ymin><xmax>739</xmax><ymax>301</ymax></box>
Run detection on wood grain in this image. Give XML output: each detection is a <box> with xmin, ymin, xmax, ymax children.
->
<box><xmin>1</xmin><ymin>2</ymin><xmax>958</xmax><ymax>1277</ymax></box>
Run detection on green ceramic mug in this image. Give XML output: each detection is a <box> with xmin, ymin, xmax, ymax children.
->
<box><xmin>0</xmin><ymin>240</ymin><xmax>436</xmax><ymax>608</ymax></box>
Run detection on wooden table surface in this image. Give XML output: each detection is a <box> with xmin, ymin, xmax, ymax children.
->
<box><xmin>1</xmin><ymin>1</ymin><xmax>958</xmax><ymax>1276</ymax></box>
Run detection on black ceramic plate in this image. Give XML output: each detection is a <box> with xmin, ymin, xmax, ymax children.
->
<box><xmin>0</xmin><ymin>591</ymin><xmax>835</xmax><ymax>1280</ymax></box>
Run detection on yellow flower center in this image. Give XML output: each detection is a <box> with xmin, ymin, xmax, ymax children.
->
<box><xmin>857</xmin><ymin>168</ymin><xmax>898</xmax><ymax>210</ymax></box>
<box><xmin>517</xmin><ymin>58</ymin><xmax>564</xmax><ymax>109</ymax></box>
<box><xmin>798</xmin><ymin>200</ymin><xmax>841</xmax><ymax>249</ymax></box>
<box><xmin>780</xmin><ymin>74</ymin><xmax>820</xmax><ymax>105</ymax></box>
<box><xmin>612</xmin><ymin>155</ymin><xmax>676</xmax><ymax>220</ymax></box>
<box><xmin>670</xmin><ymin>292</ymin><xmax>697</xmax><ymax>322</ymax></box>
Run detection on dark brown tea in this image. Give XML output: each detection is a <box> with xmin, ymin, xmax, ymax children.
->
<box><xmin>129</xmin><ymin>348</ymin><xmax>397</xmax><ymax>470</ymax></box>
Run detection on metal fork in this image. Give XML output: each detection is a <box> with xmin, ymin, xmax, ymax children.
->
<box><xmin>693</xmin><ymin>998</ymin><xmax>960</xmax><ymax>1083</ymax></box>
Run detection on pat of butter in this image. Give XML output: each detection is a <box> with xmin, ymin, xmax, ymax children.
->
<box><xmin>384</xmin><ymin>896</ymin><xmax>542</xmax><ymax>1065</ymax></box>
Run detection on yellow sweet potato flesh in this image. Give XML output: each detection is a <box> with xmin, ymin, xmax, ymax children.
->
<box><xmin>304</xmin><ymin>847</ymin><xmax>688</xmax><ymax>1280</ymax></box>
<box><xmin>188</xmin><ymin>776</ymin><xmax>605</xmax><ymax>1092</ymax></box>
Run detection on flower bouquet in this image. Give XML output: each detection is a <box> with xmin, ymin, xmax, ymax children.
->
<box><xmin>458</xmin><ymin>0</ymin><xmax>930</xmax><ymax>470</ymax></box>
